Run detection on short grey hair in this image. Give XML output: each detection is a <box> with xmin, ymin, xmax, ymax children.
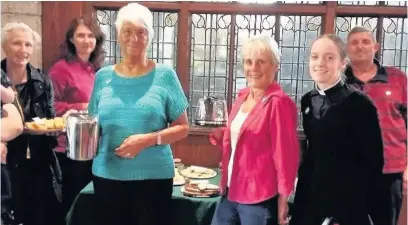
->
<box><xmin>115</xmin><ymin>3</ymin><xmax>154</xmax><ymax>44</ymax></box>
<box><xmin>242</xmin><ymin>35</ymin><xmax>281</xmax><ymax>65</ymax></box>
<box><xmin>347</xmin><ymin>26</ymin><xmax>377</xmax><ymax>43</ymax></box>
<box><xmin>1</xmin><ymin>22</ymin><xmax>41</xmax><ymax>48</ymax></box>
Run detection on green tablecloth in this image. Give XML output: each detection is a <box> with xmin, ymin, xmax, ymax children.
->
<box><xmin>66</xmin><ymin>169</ymin><xmax>221</xmax><ymax>225</ymax></box>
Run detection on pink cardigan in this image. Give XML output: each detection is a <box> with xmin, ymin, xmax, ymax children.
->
<box><xmin>49</xmin><ymin>59</ymin><xmax>95</xmax><ymax>152</ymax></box>
<box><xmin>212</xmin><ymin>83</ymin><xmax>300</xmax><ymax>204</ymax></box>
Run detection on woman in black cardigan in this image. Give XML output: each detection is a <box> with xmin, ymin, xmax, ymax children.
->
<box><xmin>290</xmin><ymin>34</ymin><xmax>384</xmax><ymax>225</ymax></box>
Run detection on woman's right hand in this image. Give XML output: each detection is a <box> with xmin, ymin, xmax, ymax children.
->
<box><xmin>209</xmin><ymin>127</ymin><xmax>225</xmax><ymax>147</ymax></box>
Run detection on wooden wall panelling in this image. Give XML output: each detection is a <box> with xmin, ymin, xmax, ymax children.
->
<box><xmin>42</xmin><ymin>1</ymin><xmax>92</xmax><ymax>71</ymax></box>
<box><xmin>172</xmin><ymin>132</ymin><xmax>222</xmax><ymax>168</ymax></box>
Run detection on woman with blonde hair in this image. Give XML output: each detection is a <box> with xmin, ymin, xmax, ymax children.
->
<box><xmin>209</xmin><ymin>35</ymin><xmax>300</xmax><ymax>225</ymax></box>
<box><xmin>87</xmin><ymin>3</ymin><xmax>189</xmax><ymax>225</ymax></box>
<box><xmin>1</xmin><ymin>22</ymin><xmax>64</xmax><ymax>225</ymax></box>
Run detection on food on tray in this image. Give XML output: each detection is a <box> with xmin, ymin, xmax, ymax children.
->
<box><xmin>53</xmin><ymin>117</ymin><xmax>65</xmax><ymax>129</ymax></box>
<box><xmin>182</xmin><ymin>181</ymin><xmax>220</xmax><ymax>197</ymax></box>
<box><xmin>173</xmin><ymin>169</ymin><xmax>185</xmax><ymax>185</ymax></box>
<box><xmin>25</xmin><ymin>117</ymin><xmax>66</xmax><ymax>130</ymax></box>
<box><xmin>180</xmin><ymin>166</ymin><xmax>216</xmax><ymax>179</ymax></box>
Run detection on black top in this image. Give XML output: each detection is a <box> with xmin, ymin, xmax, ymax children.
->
<box><xmin>1</xmin><ymin>59</ymin><xmax>59</xmax><ymax>174</ymax></box>
<box><xmin>290</xmin><ymin>81</ymin><xmax>384</xmax><ymax>224</ymax></box>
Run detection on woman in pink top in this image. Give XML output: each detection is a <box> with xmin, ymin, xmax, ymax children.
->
<box><xmin>48</xmin><ymin>17</ymin><xmax>105</xmax><ymax>215</ymax></box>
<box><xmin>209</xmin><ymin>35</ymin><xmax>300</xmax><ymax>225</ymax></box>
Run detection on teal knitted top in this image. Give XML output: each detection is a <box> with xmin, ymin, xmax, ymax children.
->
<box><xmin>88</xmin><ymin>64</ymin><xmax>188</xmax><ymax>181</ymax></box>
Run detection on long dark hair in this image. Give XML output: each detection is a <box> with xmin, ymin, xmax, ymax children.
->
<box><xmin>59</xmin><ymin>17</ymin><xmax>106</xmax><ymax>70</ymax></box>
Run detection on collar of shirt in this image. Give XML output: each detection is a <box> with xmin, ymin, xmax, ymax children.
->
<box><xmin>315</xmin><ymin>77</ymin><xmax>342</xmax><ymax>96</ymax></box>
<box><xmin>344</xmin><ymin>58</ymin><xmax>388</xmax><ymax>85</ymax></box>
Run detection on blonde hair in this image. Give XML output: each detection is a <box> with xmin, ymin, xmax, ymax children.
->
<box><xmin>1</xmin><ymin>22</ymin><xmax>41</xmax><ymax>48</ymax></box>
<box><xmin>242</xmin><ymin>35</ymin><xmax>281</xmax><ymax>65</ymax></box>
<box><xmin>115</xmin><ymin>3</ymin><xmax>154</xmax><ymax>44</ymax></box>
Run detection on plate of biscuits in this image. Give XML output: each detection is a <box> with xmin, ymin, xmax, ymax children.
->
<box><xmin>179</xmin><ymin>166</ymin><xmax>217</xmax><ymax>179</ymax></box>
<box><xmin>25</xmin><ymin>117</ymin><xmax>66</xmax><ymax>134</ymax></box>
<box><xmin>180</xmin><ymin>180</ymin><xmax>220</xmax><ymax>198</ymax></box>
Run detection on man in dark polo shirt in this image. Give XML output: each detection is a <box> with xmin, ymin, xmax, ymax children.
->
<box><xmin>345</xmin><ymin>26</ymin><xmax>407</xmax><ymax>225</ymax></box>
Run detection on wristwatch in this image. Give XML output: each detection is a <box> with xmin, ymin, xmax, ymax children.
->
<box><xmin>156</xmin><ymin>132</ymin><xmax>162</xmax><ymax>145</ymax></box>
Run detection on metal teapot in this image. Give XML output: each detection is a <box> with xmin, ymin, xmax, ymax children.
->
<box><xmin>195</xmin><ymin>96</ymin><xmax>227</xmax><ymax>127</ymax></box>
<box><xmin>66</xmin><ymin>111</ymin><xmax>99</xmax><ymax>161</ymax></box>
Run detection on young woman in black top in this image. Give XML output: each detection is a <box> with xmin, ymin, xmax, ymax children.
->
<box><xmin>290</xmin><ymin>34</ymin><xmax>384</xmax><ymax>225</ymax></box>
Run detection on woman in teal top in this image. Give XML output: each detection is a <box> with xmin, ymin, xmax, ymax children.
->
<box><xmin>88</xmin><ymin>3</ymin><xmax>189</xmax><ymax>225</ymax></box>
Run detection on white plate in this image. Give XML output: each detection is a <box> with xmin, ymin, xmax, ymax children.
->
<box><xmin>179</xmin><ymin>167</ymin><xmax>217</xmax><ymax>179</ymax></box>
<box><xmin>173</xmin><ymin>178</ymin><xmax>185</xmax><ymax>186</ymax></box>
<box><xmin>180</xmin><ymin>184</ymin><xmax>220</xmax><ymax>198</ymax></box>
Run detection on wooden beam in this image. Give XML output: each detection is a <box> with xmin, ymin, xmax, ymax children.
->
<box><xmin>323</xmin><ymin>1</ymin><xmax>336</xmax><ymax>34</ymax></box>
<box><xmin>91</xmin><ymin>1</ymin><xmax>181</xmax><ymax>11</ymax></box>
<box><xmin>226</xmin><ymin>14</ymin><xmax>236</xmax><ymax>112</ymax></box>
<box><xmin>336</xmin><ymin>5</ymin><xmax>407</xmax><ymax>17</ymax></box>
<box><xmin>187</xmin><ymin>3</ymin><xmax>326</xmax><ymax>15</ymax></box>
<box><xmin>176</xmin><ymin>2</ymin><xmax>191</xmax><ymax>94</ymax></box>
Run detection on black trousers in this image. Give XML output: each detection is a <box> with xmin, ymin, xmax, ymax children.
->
<box><xmin>56</xmin><ymin>152</ymin><xmax>93</xmax><ymax>215</ymax></box>
<box><xmin>7</xmin><ymin>161</ymin><xmax>64</xmax><ymax>225</ymax></box>
<box><xmin>93</xmin><ymin>175</ymin><xmax>173</xmax><ymax>225</ymax></box>
<box><xmin>369</xmin><ymin>173</ymin><xmax>403</xmax><ymax>225</ymax></box>
<box><xmin>1</xmin><ymin>164</ymin><xmax>14</xmax><ymax>224</ymax></box>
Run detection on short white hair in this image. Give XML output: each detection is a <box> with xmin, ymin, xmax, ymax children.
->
<box><xmin>243</xmin><ymin>35</ymin><xmax>281</xmax><ymax>65</ymax></box>
<box><xmin>115</xmin><ymin>3</ymin><xmax>154</xmax><ymax>43</ymax></box>
<box><xmin>1</xmin><ymin>22</ymin><xmax>41</xmax><ymax>48</ymax></box>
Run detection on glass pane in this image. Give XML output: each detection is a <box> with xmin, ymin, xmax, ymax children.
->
<box><xmin>96</xmin><ymin>10</ymin><xmax>178</xmax><ymax>69</ymax></box>
<box><xmin>335</xmin><ymin>16</ymin><xmax>378</xmax><ymax>40</ymax></box>
<box><xmin>385</xmin><ymin>1</ymin><xmax>407</xmax><ymax>6</ymax></box>
<box><xmin>189</xmin><ymin>14</ymin><xmax>231</xmax><ymax>122</ymax></box>
<box><xmin>277</xmin><ymin>15</ymin><xmax>321</xmax><ymax>127</ymax></box>
<box><xmin>335</xmin><ymin>16</ymin><xmax>408</xmax><ymax>74</ymax></box>
<box><xmin>381</xmin><ymin>17</ymin><xmax>408</xmax><ymax>74</ymax></box>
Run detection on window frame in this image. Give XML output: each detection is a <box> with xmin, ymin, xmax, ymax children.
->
<box><xmin>43</xmin><ymin>1</ymin><xmax>407</xmax><ymax>133</ymax></box>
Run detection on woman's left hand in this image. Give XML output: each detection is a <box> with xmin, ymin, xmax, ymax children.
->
<box><xmin>278</xmin><ymin>195</ymin><xmax>290</xmax><ymax>225</ymax></box>
<box><xmin>115</xmin><ymin>134</ymin><xmax>152</xmax><ymax>159</ymax></box>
